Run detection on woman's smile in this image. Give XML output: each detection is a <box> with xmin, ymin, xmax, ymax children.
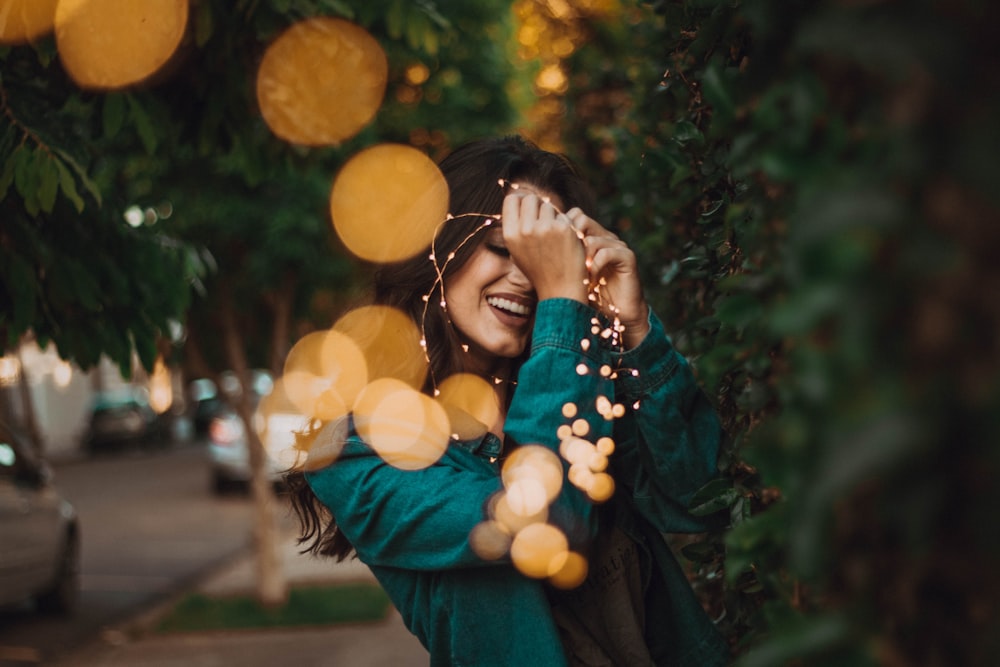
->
<box><xmin>444</xmin><ymin>227</ymin><xmax>539</xmax><ymax>371</ymax></box>
<box><xmin>485</xmin><ymin>293</ymin><xmax>534</xmax><ymax>327</ymax></box>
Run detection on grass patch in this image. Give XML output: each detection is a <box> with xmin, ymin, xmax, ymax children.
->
<box><xmin>155</xmin><ymin>582</ymin><xmax>391</xmax><ymax>633</ymax></box>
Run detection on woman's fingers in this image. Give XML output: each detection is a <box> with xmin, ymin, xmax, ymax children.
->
<box><xmin>502</xmin><ymin>192</ymin><xmax>587</xmax><ymax>302</ymax></box>
<box><xmin>501</xmin><ymin>192</ymin><xmax>648</xmax><ymax>336</ymax></box>
<box><xmin>566</xmin><ymin>208</ymin><xmax>615</xmax><ymax>240</ymax></box>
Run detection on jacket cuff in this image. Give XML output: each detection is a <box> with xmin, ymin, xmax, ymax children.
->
<box><xmin>614</xmin><ymin>308</ymin><xmax>682</xmax><ymax>398</ymax></box>
<box><xmin>530</xmin><ymin>298</ymin><xmax>604</xmax><ymax>363</ymax></box>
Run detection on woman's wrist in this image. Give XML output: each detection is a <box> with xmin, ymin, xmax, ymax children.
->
<box><xmin>619</xmin><ymin>304</ymin><xmax>651</xmax><ymax>349</ymax></box>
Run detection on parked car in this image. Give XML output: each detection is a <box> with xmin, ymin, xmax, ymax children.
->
<box><xmin>83</xmin><ymin>387</ymin><xmax>164</xmax><ymax>455</ymax></box>
<box><xmin>206</xmin><ymin>370</ymin><xmax>302</xmax><ymax>494</ymax></box>
<box><xmin>187</xmin><ymin>377</ymin><xmax>226</xmax><ymax>438</ymax></box>
<box><xmin>0</xmin><ymin>419</ymin><xmax>80</xmax><ymax>614</ymax></box>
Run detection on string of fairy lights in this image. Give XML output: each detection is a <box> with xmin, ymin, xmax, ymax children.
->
<box><xmin>419</xmin><ymin>179</ymin><xmax>640</xmax><ymax>396</ymax></box>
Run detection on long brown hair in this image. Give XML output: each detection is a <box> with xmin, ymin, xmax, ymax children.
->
<box><xmin>287</xmin><ymin>135</ymin><xmax>595</xmax><ymax>560</ymax></box>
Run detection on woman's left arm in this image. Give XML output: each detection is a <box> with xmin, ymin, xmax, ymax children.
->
<box><xmin>566</xmin><ymin>208</ymin><xmax>722</xmax><ymax>532</ymax></box>
<box><xmin>610</xmin><ymin>309</ymin><xmax>723</xmax><ymax>534</ymax></box>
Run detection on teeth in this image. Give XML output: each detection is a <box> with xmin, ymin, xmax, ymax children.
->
<box><xmin>487</xmin><ymin>297</ymin><xmax>531</xmax><ymax>316</ymax></box>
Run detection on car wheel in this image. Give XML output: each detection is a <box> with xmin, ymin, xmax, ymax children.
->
<box><xmin>37</xmin><ymin>529</ymin><xmax>80</xmax><ymax>615</ymax></box>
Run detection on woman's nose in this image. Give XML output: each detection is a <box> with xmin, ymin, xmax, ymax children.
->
<box><xmin>507</xmin><ymin>259</ymin><xmax>532</xmax><ymax>289</ymax></box>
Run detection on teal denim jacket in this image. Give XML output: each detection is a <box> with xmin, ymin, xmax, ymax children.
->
<box><xmin>306</xmin><ymin>298</ymin><xmax>728</xmax><ymax>666</ymax></box>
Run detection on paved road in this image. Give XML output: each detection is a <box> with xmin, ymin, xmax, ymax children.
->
<box><xmin>0</xmin><ymin>444</ymin><xmax>258</xmax><ymax>665</ymax></box>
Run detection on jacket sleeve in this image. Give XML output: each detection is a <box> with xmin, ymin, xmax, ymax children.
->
<box><xmin>608</xmin><ymin>308</ymin><xmax>724</xmax><ymax>533</ymax></box>
<box><xmin>306</xmin><ymin>427</ymin><xmax>505</xmax><ymax>570</ymax></box>
<box><xmin>305</xmin><ymin>298</ymin><xmax>611</xmax><ymax>570</ymax></box>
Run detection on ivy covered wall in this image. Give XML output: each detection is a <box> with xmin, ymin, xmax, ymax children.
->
<box><xmin>561</xmin><ymin>0</ymin><xmax>1000</xmax><ymax>664</ymax></box>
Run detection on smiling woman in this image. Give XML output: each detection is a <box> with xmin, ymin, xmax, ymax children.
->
<box><xmin>285</xmin><ymin>136</ymin><xmax>729</xmax><ymax>666</ymax></box>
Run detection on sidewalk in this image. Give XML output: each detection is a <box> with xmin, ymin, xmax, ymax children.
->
<box><xmin>50</xmin><ymin>528</ymin><xmax>429</xmax><ymax>667</ymax></box>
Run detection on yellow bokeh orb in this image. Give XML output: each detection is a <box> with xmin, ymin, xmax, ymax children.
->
<box><xmin>333</xmin><ymin>305</ymin><xmax>428</xmax><ymax>390</ymax></box>
<box><xmin>0</xmin><ymin>0</ymin><xmax>57</xmax><ymax>44</ymax></box>
<box><xmin>353</xmin><ymin>378</ymin><xmax>450</xmax><ymax>470</ymax></box>
<box><xmin>436</xmin><ymin>373</ymin><xmax>500</xmax><ymax>440</ymax></box>
<box><xmin>256</xmin><ymin>17</ymin><xmax>387</xmax><ymax>146</ymax></box>
<box><xmin>588</xmin><ymin>472</ymin><xmax>616</xmax><ymax>503</ymax></box>
<box><xmin>330</xmin><ymin>143</ymin><xmax>449</xmax><ymax>263</ymax></box>
<box><xmin>283</xmin><ymin>329</ymin><xmax>368</xmax><ymax>421</ymax></box>
<box><xmin>468</xmin><ymin>520</ymin><xmax>512</xmax><ymax>561</ymax></box>
<box><xmin>502</xmin><ymin>445</ymin><xmax>563</xmax><ymax>507</ymax></box>
<box><xmin>510</xmin><ymin>523</ymin><xmax>569</xmax><ymax>579</ymax></box>
<box><xmin>490</xmin><ymin>491</ymin><xmax>548</xmax><ymax>535</ymax></box>
<box><xmin>548</xmin><ymin>551</ymin><xmax>589</xmax><ymax>590</ymax></box>
<box><xmin>55</xmin><ymin>0</ymin><xmax>188</xmax><ymax>90</ymax></box>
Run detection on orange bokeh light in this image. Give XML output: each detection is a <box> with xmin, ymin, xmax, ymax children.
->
<box><xmin>353</xmin><ymin>378</ymin><xmax>450</xmax><ymax>470</ymax></box>
<box><xmin>256</xmin><ymin>17</ymin><xmax>387</xmax><ymax>146</ymax></box>
<box><xmin>332</xmin><ymin>305</ymin><xmax>428</xmax><ymax>390</ymax></box>
<box><xmin>469</xmin><ymin>520</ymin><xmax>512</xmax><ymax>561</ymax></box>
<box><xmin>282</xmin><ymin>329</ymin><xmax>368</xmax><ymax>421</ymax></box>
<box><xmin>548</xmin><ymin>551</ymin><xmax>588</xmax><ymax>589</ymax></box>
<box><xmin>55</xmin><ymin>0</ymin><xmax>188</xmax><ymax>90</ymax></box>
<box><xmin>0</xmin><ymin>0</ymin><xmax>57</xmax><ymax>44</ymax></box>
<box><xmin>510</xmin><ymin>522</ymin><xmax>569</xmax><ymax>579</ymax></box>
<box><xmin>436</xmin><ymin>373</ymin><xmax>500</xmax><ymax>440</ymax></box>
<box><xmin>329</xmin><ymin>143</ymin><xmax>449</xmax><ymax>263</ymax></box>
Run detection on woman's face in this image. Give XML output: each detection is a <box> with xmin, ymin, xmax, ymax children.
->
<box><xmin>443</xmin><ymin>185</ymin><xmax>563</xmax><ymax>374</ymax></box>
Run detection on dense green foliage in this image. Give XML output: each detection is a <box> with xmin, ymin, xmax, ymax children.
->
<box><xmin>1</xmin><ymin>0</ymin><xmax>524</xmax><ymax>378</ymax></box>
<box><xmin>1</xmin><ymin>42</ymin><xmax>203</xmax><ymax>376</ymax></box>
<box><xmin>562</xmin><ymin>0</ymin><xmax>1000</xmax><ymax>664</ymax></box>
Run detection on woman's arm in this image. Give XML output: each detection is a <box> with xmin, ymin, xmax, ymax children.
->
<box><xmin>306</xmin><ymin>426</ymin><xmax>505</xmax><ymax>570</ymax></box>
<box><xmin>306</xmin><ymin>299</ymin><xmax>612</xmax><ymax>570</ymax></box>
<box><xmin>610</xmin><ymin>308</ymin><xmax>724</xmax><ymax>533</ymax></box>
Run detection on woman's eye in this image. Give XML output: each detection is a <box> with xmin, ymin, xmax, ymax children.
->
<box><xmin>485</xmin><ymin>243</ymin><xmax>510</xmax><ymax>258</ymax></box>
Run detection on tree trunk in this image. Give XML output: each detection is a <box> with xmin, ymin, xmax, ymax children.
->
<box><xmin>266</xmin><ymin>272</ymin><xmax>296</xmax><ymax>378</ymax></box>
<box><xmin>16</xmin><ymin>348</ymin><xmax>44</xmax><ymax>457</ymax></box>
<box><xmin>218</xmin><ymin>282</ymin><xmax>288</xmax><ymax>607</ymax></box>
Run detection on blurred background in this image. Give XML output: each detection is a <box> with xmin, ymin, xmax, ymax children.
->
<box><xmin>1</xmin><ymin>0</ymin><xmax>998</xmax><ymax>665</ymax></box>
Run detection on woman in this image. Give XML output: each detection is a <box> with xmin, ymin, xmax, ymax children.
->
<box><xmin>287</xmin><ymin>136</ymin><xmax>728</xmax><ymax>666</ymax></box>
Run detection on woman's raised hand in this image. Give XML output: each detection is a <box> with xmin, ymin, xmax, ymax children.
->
<box><xmin>502</xmin><ymin>191</ymin><xmax>650</xmax><ymax>348</ymax></box>
<box><xmin>502</xmin><ymin>191</ymin><xmax>588</xmax><ymax>304</ymax></box>
<box><xmin>565</xmin><ymin>208</ymin><xmax>650</xmax><ymax>349</ymax></box>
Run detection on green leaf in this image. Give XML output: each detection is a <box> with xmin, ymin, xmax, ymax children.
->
<box><xmin>318</xmin><ymin>0</ymin><xmax>354</xmax><ymax>18</ymax></box>
<box><xmin>102</xmin><ymin>93</ymin><xmax>126</xmax><ymax>139</ymax></box>
<box><xmin>126</xmin><ymin>94</ymin><xmax>159</xmax><ymax>154</ymax></box>
<box><xmin>52</xmin><ymin>147</ymin><xmax>101</xmax><ymax>206</ymax></box>
<box><xmin>406</xmin><ymin>10</ymin><xmax>429</xmax><ymax>51</ymax></box>
<box><xmin>37</xmin><ymin>155</ymin><xmax>59</xmax><ymax>213</ymax></box>
<box><xmin>12</xmin><ymin>145</ymin><xmax>31</xmax><ymax>200</ymax></box>
<box><xmin>18</xmin><ymin>147</ymin><xmax>43</xmax><ymax>216</ymax></box>
<box><xmin>2</xmin><ymin>254</ymin><xmax>37</xmax><ymax>336</ymax></box>
<box><xmin>0</xmin><ymin>152</ymin><xmax>16</xmax><ymax>200</ymax></box>
<box><xmin>423</xmin><ymin>25</ymin><xmax>439</xmax><ymax>55</ymax></box>
<box><xmin>194</xmin><ymin>1</ymin><xmax>214</xmax><ymax>47</ymax></box>
<box><xmin>672</xmin><ymin>120</ymin><xmax>703</xmax><ymax>144</ymax></box>
<box><xmin>714</xmin><ymin>293</ymin><xmax>764</xmax><ymax>330</ymax></box>
<box><xmin>688</xmin><ymin>477</ymin><xmax>740</xmax><ymax>516</ymax></box>
<box><xmin>54</xmin><ymin>158</ymin><xmax>85</xmax><ymax>212</ymax></box>
<box><xmin>386</xmin><ymin>0</ymin><xmax>405</xmax><ymax>39</ymax></box>
<box><xmin>701</xmin><ymin>61</ymin><xmax>735</xmax><ymax>124</ymax></box>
